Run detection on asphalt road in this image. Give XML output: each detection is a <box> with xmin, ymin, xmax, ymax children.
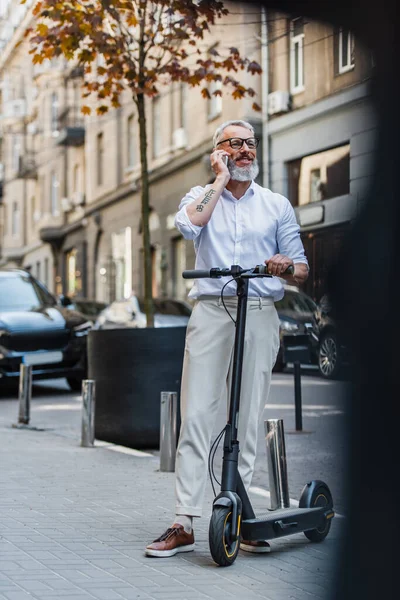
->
<box><xmin>0</xmin><ymin>369</ymin><xmax>350</xmax><ymax>518</ymax></box>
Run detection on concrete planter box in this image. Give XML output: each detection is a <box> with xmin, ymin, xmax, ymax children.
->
<box><xmin>88</xmin><ymin>327</ymin><xmax>185</xmax><ymax>449</ymax></box>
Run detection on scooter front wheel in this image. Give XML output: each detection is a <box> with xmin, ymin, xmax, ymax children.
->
<box><xmin>209</xmin><ymin>506</ymin><xmax>240</xmax><ymax>566</ymax></box>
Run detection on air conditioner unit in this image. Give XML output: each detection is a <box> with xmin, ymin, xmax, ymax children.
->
<box><xmin>61</xmin><ymin>197</ymin><xmax>72</xmax><ymax>213</ymax></box>
<box><xmin>267</xmin><ymin>91</ymin><xmax>290</xmax><ymax>116</ymax></box>
<box><xmin>73</xmin><ymin>191</ymin><xmax>85</xmax><ymax>206</ymax></box>
<box><xmin>172</xmin><ymin>127</ymin><xmax>187</xmax><ymax>150</ymax></box>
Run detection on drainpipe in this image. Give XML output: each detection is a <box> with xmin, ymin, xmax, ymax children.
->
<box><xmin>261</xmin><ymin>7</ymin><xmax>270</xmax><ymax>189</ymax></box>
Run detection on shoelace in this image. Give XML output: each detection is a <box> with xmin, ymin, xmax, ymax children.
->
<box><xmin>155</xmin><ymin>527</ymin><xmax>182</xmax><ymax>542</ymax></box>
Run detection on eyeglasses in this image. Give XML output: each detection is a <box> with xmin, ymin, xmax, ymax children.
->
<box><xmin>216</xmin><ymin>137</ymin><xmax>259</xmax><ymax>150</ymax></box>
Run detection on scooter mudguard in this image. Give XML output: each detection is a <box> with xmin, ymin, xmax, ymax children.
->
<box><xmin>213</xmin><ymin>492</ymin><xmax>242</xmax><ymax>539</ymax></box>
<box><xmin>299</xmin><ymin>479</ymin><xmax>333</xmax><ymax>508</ymax></box>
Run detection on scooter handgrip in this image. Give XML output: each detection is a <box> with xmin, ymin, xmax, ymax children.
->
<box><xmin>261</xmin><ymin>264</ymin><xmax>295</xmax><ymax>275</ymax></box>
<box><xmin>182</xmin><ymin>269</ymin><xmax>211</xmax><ymax>279</ymax></box>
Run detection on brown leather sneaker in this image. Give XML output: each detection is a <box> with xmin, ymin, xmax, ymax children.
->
<box><xmin>240</xmin><ymin>539</ymin><xmax>271</xmax><ymax>553</ymax></box>
<box><xmin>145</xmin><ymin>524</ymin><xmax>195</xmax><ymax>557</ymax></box>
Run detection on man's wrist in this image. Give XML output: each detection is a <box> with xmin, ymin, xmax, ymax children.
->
<box><xmin>215</xmin><ymin>174</ymin><xmax>230</xmax><ymax>187</ymax></box>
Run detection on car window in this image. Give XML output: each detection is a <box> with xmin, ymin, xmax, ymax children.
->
<box><xmin>0</xmin><ymin>275</ymin><xmax>55</xmax><ymax>311</ymax></box>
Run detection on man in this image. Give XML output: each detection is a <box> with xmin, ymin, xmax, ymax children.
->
<box><xmin>145</xmin><ymin>119</ymin><xmax>309</xmax><ymax>557</ymax></box>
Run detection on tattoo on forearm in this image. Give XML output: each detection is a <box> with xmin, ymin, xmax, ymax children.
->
<box><xmin>196</xmin><ymin>188</ymin><xmax>216</xmax><ymax>212</ymax></box>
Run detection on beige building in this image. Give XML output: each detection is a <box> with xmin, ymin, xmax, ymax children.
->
<box><xmin>0</xmin><ymin>0</ymin><xmax>262</xmax><ymax>303</ymax></box>
<box><xmin>0</xmin><ymin>4</ymin><xmax>376</xmax><ymax>304</ymax></box>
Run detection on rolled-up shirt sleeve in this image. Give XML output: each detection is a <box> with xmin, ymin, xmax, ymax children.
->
<box><xmin>276</xmin><ymin>196</ymin><xmax>309</xmax><ymax>267</ymax></box>
<box><xmin>174</xmin><ymin>186</ymin><xmax>205</xmax><ymax>240</ymax></box>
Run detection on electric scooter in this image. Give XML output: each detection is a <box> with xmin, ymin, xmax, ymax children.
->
<box><xmin>182</xmin><ymin>264</ymin><xmax>334</xmax><ymax>567</ymax></box>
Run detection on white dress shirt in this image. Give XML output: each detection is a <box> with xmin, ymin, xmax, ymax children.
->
<box><xmin>174</xmin><ymin>180</ymin><xmax>308</xmax><ymax>301</ymax></box>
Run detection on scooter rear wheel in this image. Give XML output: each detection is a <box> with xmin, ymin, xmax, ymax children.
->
<box><xmin>300</xmin><ymin>482</ymin><xmax>333</xmax><ymax>542</ymax></box>
<box><xmin>209</xmin><ymin>506</ymin><xmax>240</xmax><ymax>566</ymax></box>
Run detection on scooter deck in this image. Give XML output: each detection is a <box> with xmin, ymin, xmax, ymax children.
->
<box><xmin>241</xmin><ymin>506</ymin><xmax>334</xmax><ymax>541</ymax></box>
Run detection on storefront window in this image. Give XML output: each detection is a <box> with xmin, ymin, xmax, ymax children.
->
<box><xmin>287</xmin><ymin>144</ymin><xmax>350</xmax><ymax>206</ymax></box>
<box><xmin>66</xmin><ymin>248</ymin><xmax>82</xmax><ymax>296</ymax></box>
<box><xmin>111</xmin><ymin>226</ymin><xmax>132</xmax><ymax>300</ymax></box>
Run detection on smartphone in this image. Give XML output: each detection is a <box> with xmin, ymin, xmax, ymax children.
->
<box><xmin>223</xmin><ymin>155</ymin><xmax>228</xmax><ymax>166</ymax></box>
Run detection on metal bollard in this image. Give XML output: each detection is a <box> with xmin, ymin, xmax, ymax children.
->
<box><xmin>264</xmin><ymin>418</ymin><xmax>290</xmax><ymax>510</ymax></box>
<box><xmin>18</xmin><ymin>364</ymin><xmax>32</xmax><ymax>425</ymax></box>
<box><xmin>81</xmin><ymin>379</ymin><xmax>96</xmax><ymax>447</ymax></box>
<box><xmin>293</xmin><ymin>361</ymin><xmax>303</xmax><ymax>431</ymax></box>
<box><xmin>159</xmin><ymin>391</ymin><xmax>177</xmax><ymax>472</ymax></box>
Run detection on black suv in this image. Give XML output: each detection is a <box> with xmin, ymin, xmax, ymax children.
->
<box><xmin>0</xmin><ymin>268</ymin><xmax>91</xmax><ymax>390</ymax></box>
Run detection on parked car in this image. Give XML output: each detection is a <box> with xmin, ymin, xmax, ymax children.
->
<box><xmin>312</xmin><ymin>294</ymin><xmax>349</xmax><ymax>379</ymax></box>
<box><xmin>273</xmin><ymin>285</ymin><xmax>319</xmax><ymax>372</ymax></box>
<box><xmin>94</xmin><ymin>295</ymin><xmax>192</xmax><ymax>329</ymax></box>
<box><xmin>0</xmin><ymin>268</ymin><xmax>92</xmax><ymax>391</ymax></box>
<box><xmin>59</xmin><ymin>296</ymin><xmax>108</xmax><ymax>323</ymax></box>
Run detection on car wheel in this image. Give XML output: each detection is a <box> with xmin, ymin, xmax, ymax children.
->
<box><xmin>318</xmin><ymin>331</ymin><xmax>342</xmax><ymax>379</ymax></box>
<box><xmin>66</xmin><ymin>377</ymin><xmax>84</xmax><ymax>392</ymax></box>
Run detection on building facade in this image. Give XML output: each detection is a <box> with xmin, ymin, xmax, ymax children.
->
<box><xmin>264</xmin><ymin>11</ymin><xmax>377</xmax><ymax>301</ymax></box>
<box><xmin>0</xmin><ymin>0</ymin><xmax>262</xmax><ymax>303</ymax></box>
<box><xmin>0</xmin><ymin>3</ymin><xmax>377</xmax><ymax>305</ymax></box>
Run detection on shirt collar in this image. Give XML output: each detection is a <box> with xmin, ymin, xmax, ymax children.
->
<box><xmin>223</xmin><ymin>180</ymin><xmax>256</xmax><ymax>202</ymax></box>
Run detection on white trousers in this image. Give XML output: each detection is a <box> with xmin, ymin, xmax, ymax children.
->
<box><xmin>175</xmin><ymin>296</ymin><xmax>280</xmax><ymax>517</ymax></box>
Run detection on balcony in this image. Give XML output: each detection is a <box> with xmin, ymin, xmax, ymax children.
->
<box><xmin>17</xmin><ymin>154</ymin><xmax>38</xmax><ymax>180</ymax></box>
<box><xmin>56</xmin><ymin>108</ymin><xmax>85</xmax><ymax>147</ymax></box>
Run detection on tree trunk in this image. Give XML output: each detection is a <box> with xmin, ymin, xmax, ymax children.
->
<box><xmin>137</xmin><ymin>92</ymin><xmax>154</xmax><ymax>327</ymax></box>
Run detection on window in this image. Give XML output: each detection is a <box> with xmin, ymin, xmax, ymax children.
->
<box><xmin>97</xmin><ymin>133</ymin><xmax>104</xmax><ymax>185</ymax></box>
<box><xmin>127</xmin><ymin>114</ymin><xmax>135</xmax><ymax>167</ymax></box>
<box><xmin>338</xmin><ymin>28</ymin><xmax>355</xmax><ymax>73</ymax></box>
<box><xmin>152</xmin><ymin>96</ymin><xmax>161</xmax><ymax>158</ymax></box>
<box><xmin>11</xmin><ymin>201</ymin><xmax>19</xmax><ymax>236</ymax></box>
<box><xmin>171</xmin><ymin>236</ymin><xmax>187</xmax><ymax>300</ymax></box>
<box><xmin>287</xmin><ymin>144</ymin><xmax>350</xmax><ymax>206</ymax></box>
<box><xmin>310</xmin><ymin>169</ymin><xmax>322</xmax><ymax>203</ymax></box>
<box><xmin>50</xmin><ymin>92</ymin><xmax>58</xmax><ymax>133</ymax></box>
<box><xmin>66</xmin><ymin>248</ymin><xmax>82</xmax><ymax>296</ymax></box>
<box><xmin>11</xmin><ymin>135</ymin><xmax>21</xmax><ymax>172</ymax></box>
<box><xmin>111</xmin><ymin>227</ymin><xmax>132</xmax><ymax>300</ymax></box>
<box><xmin>73</xmin><ymin>164</ymin><xmax>82</xmax><ymax>204</ymax></box>
<box><xmin>44</xmin><ymin>257</ymin><xmax>49</xmax><ymax>287</ymax></box>
<box><xmin>36</xmin><ymin>261</ymin><xmax>41</xmax><ymax>282</ymax></box>
<box><xmin>30</xmin><ymin>196</ymin><xmax>35</xmax><ymax>225</ymax></box>
<box><xmin>290</xmin><ymin>18</ymin><xmax>305</xmax><ymax>94</ymax></box>
<box><xmin>50</xmin><ymin>171</ymin><xmax>59</xmax><ymax>215</ymax></box>
<box><xmin>178</xmin><ymin>83</ymin><xmax>187</xmax><ymax>130</ymax></box>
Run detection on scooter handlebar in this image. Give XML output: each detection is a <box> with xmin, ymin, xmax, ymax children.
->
<box><xmin>182</xmin><ymin>264</ymin><xmax>294</xmax><ymax>279</ymax></box>
<box><xmin>182</xmin><ymin>269</ymin><xmax>212</xmax><ymax>279</ymax></box>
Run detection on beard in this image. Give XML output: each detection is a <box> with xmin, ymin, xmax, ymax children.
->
<box><xmin>228</xmin><ymin>157</ymin><xmax>260</xmax><ymax>182</ymax></box>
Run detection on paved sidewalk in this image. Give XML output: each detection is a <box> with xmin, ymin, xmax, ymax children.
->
<box><xmin>0</xmin><ymin>390</ymin><xmax>343</xmax><ymax>600</ymax></box>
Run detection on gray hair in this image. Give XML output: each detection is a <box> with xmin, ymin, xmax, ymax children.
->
<box><xmin>212</xmin><ymin>119</ymin><xmax>255</xmax><ymax>148</ymax></box>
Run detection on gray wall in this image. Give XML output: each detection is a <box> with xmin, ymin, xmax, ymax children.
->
<box><xmin>266</xmin><ymin>81</ymin><xmax>378</xmax><ymax>230</ymax></box>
